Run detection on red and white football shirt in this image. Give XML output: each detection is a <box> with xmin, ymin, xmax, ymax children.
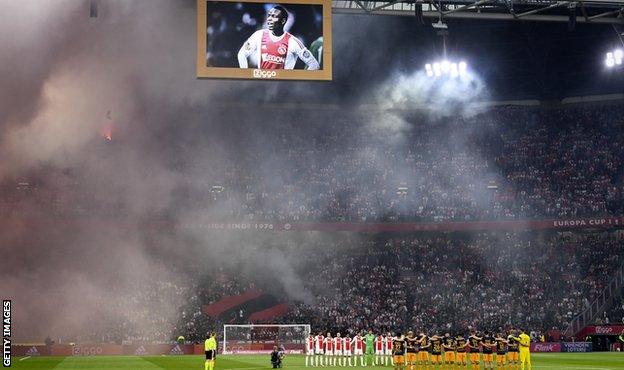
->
<box><xmin>238</xmin><ymin>29</ymin><xmax>319</xmax><ymax>70</ymax></box>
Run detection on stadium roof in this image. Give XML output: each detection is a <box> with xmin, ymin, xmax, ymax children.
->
<box><xmin>320</xmin><ymin>4</ymin><xmax>624</xmax><ymax>101</ymax></box>
<box><xmin>333</xmin><ymin>0</ymin><xmax>624</xmax><ymax>24</ymax></box>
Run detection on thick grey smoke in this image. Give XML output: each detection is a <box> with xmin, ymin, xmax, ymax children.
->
<box><xmin>0</xmin><ymin>0</ymin><xmax>331</xmax><ymax>342</ymax></box>
<box><xmin>0</xmin><ymin>0</ymin><xmax>499</xmax><ymax>342</ymax></box>
<box><xmin>373</xmin><ymin>69</ymin><xmax>489</xmax><ymax>118</ymax></box>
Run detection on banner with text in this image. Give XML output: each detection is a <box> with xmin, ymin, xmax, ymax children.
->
<box><xmin>561</xmin><ymin>342</ymin><xmax>593</xmax><ymax>352</ymax></box>
<box><xmin>186</xmin><ymin>216</ymin><xmax>624</xmax><ymax>233</ymax></box>
<box><xmin>530</xmin><ymin>342</ymin><xmax>561</xmax><ymax>352</ymax></box>
<box><xmin>579</xmin><ymin>325</ymin><xmax>624</xmax><ymax>336</ymax></box>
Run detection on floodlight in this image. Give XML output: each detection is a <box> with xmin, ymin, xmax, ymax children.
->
<box><xmin>425</xmin><ymin>59</ymin><xmax>469</xmax><ymax>78</ymax></box>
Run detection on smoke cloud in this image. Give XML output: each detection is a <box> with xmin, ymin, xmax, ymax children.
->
<box><xmin>0</xmin><ymin>1</ymin><xmax>497</xmax><ymax>342</ymax></box>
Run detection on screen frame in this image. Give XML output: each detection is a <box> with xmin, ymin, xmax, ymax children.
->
<box><xmin>197</xmin><ymin>0</ymin><xmax>332</xmax><ymax>80</ymax></box>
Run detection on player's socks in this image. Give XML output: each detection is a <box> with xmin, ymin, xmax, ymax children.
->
<box><xmin>204</xmin><ymin>361</ymin><xmax>209</xmax><ymax>370</ymax></box>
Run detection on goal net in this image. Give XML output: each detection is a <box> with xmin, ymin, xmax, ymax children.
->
<box><xmin>223</xmin><ymin>324</ymin><xmax>310</xmax><ymax>354</ymax></box>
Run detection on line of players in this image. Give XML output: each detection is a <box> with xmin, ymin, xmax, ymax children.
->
<box><xmin>306</xmin><ymin>329</ymin><xmax>529</xmax><ymax>370</ymax></box>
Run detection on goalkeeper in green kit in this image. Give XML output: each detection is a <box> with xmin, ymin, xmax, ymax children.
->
<box><xmin>365</xmin><ymin>329</ymin><xmax>376</xmax><ymax>366</ymax></box>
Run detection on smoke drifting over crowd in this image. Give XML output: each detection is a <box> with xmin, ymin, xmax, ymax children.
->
<box><xmin>0</xmin><ymin>0</ymin><xmax>494</xmax><ymax>341</ymax></box>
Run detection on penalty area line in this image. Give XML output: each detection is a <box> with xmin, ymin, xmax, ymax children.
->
<box><xmin>19</xmin><ymin>356</ymin><xmax>31</xmax><ymax>361</ymax></box>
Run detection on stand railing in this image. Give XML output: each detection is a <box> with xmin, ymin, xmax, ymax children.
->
<box><xmin>564</xmin><ymin>263</ymin><xmax>624</xmax><ymax>338</ymax></box>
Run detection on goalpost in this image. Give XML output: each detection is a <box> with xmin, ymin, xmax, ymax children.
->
<box><xmin>222</xmin><ymin>324</ymin><xmax>311</xmax><ymax>355</ymax></box>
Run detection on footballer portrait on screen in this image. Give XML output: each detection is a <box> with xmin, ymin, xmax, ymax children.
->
<box><xmin>206</xmin><ymin>1</ymin><xmax>323</xmax><ymax>70</ymax></box>
<box><xmin>237</xmin><ymin>5</ymin><xmax>319</xmax><ymax>70</ymax></box>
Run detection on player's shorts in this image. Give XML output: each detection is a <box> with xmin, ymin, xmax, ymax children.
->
<box><xmin>205</xmin><ymin>350</ymin><xmax>215</xmax><ymax>360</ymax></box>
<box><xmin>418</xmin><ymin>351</ymin><xmax>430</xmax><ymax>362</ymax></box>
<box><xmin>496</xmin><ymin>354</ymin><xmax>506</xmax><ymax>364</ymax></box>
<box><xmin>375</xmin><ymin>350</ymin><xmax>384</xmax><ymax>355</ymax></box>
<box><xmin>344</xmin><ymin>350</ymin><xmax>352</xmax><ymax>356</ymax></box>
<box><xmin>335</xmin><ymin>350</ymin><xmax>343</xmax><ymax>356</ymax></box>
<box><xmin>444</xmin><ymin>352</ymin><xmax>455</xmax><ymax>362</ymax></box>
<box><xmin>315</xmin><ymin>348</ymin><xmax>324</xmax><ymax>355</ymax></box>
<box><xmin>456</xmin><ymin>352</ymin><xmax>467</xmax><ymax>363</ymax></box>
<box><xmin>385</xmin><ymin>349</ymin><xmax>393</xmax><ymax>356</ymax></box>
<box><xmin>406</xmin><ymin>352</ymin><xmax>417</xmax><ymax>363</ymax></box>
<box><xmin>365</xmin><ymin>348</ymin><xmax>374</xmax><ymax>355</ymax></box>
<box><xmin>483</xmin><ymin>353</ymin><xmax>493</xmax><ymax>362</ymax></box>
<box><xmin>325</xmin><ymin>351</ymin><xmax>334</xmax><ymax>356</ymax></box>
<box><xmin>354</xmin><ymin>349</ymin><xmax>363</xmax><ymax>355</ymax></box>
<box><xmin>393</xmin><ymin>355</ymin><xmax>405</xmax><ymax>364</ymax></box>
<box><xmin>508</xmin><ymin>351</ymin><xmax>519</xmax><ymax>361</ymax></box>
<box><xmin>431</xmin><ymin>354</ymin><xmax>442</xmax><ymax>364</ymax></box>
<box><xmin>519</xmin><ymin>348</ymin><xmax>530</xmax><ymax>361</ymax></box>
<box><xmin>307</xmin><ymin>349</ymin><xmax>314</xmax><ymax>356</ymax></box>
<box><xmin>469</xmin><ymin>352</ymin><xmax>480</xmax><ymax>363</ymax></box>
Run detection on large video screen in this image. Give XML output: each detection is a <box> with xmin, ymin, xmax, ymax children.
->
<box><xmin>197</xmin><ymin>0</ymin><xmax>332</xmax><ymax>80</ymax></box>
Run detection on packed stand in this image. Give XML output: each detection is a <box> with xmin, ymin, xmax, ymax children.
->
<box><xmin>1</xmin><ymin>104</ymin><xmax>623</xmax><ymax>223</ymax></box>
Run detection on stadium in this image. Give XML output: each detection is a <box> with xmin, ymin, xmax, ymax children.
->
<box><xmin>2</xmin><ymin>0</ymin><xmax>624</xmax><ymax>369</ymax></box>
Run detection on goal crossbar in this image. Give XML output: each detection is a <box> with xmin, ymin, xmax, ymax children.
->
<box><xmin>223</xmin><ymin>324</ymin><xmax>311</xmax><ymax>355</ymax></box>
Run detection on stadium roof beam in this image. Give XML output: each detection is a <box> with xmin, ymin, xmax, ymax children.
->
<box><xmin>370</xmin><ymin>0</ymin><xmax>405</xmax><ymax>11</ymax></box>
<box><xmin>332</xmin><ymin>0</ymin><xmax>624</xmax><ymax>24</ymax></box>
<box><xmin>442</xmin><ymin>0</ymin><xmax>495</xmax><ymax>15</ymax></box>
<box><xmin>587</xmin><ymin>8</ymin><xmax>623</xmax><ymax>19</ymax></box>
<box><xmin>514</xmin><ymin>1</ymin><xmax>571</xmax><ymax>18</ymax></box>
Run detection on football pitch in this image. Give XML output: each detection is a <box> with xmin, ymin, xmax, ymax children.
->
<box><xmin>8</xmin><ymin>353</ymin><xmax>624</xmax><ymax>370</ymax></box>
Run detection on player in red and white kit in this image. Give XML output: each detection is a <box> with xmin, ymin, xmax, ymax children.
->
<box><xmin>324</xmin><ymin>332</ymin><xmax>334</xmax><ymax>367</ymax></box>
<box><xmin>353</xmin><ymin>332</ymin><xmax>365</xmax><ymax>366</ymax></box>
<box><xmin>237</xmin><ymin>5</ymin><xmax>320</xmax><ymax>70</ymax></box>
<box><xmin>385</xmin><ymin>332</ymin><xmax>394</xmax><ymax>366</ymax></box>
<box><xmin>315</xmin><ymin>332</ymin><xmax>325</xmax><ymax>367</ymax></box>
<box><xmin>334</xmin><ymin>333</ymin><xmax>343</xmax><ymax>366</ymax></box>
<box><xmin>375</xmin><ymin>334</ymin><xmax>385</xmax><ymax>365</ymax></box>
<box><xmin>343</xmin><ymin>334</ymin><xmax>353</xmax><ymax>366</ymax></box>
<box><xmin>306</xmin><ymin>334</ymin><xmax>315</xmax><ymax>367</ymax></box>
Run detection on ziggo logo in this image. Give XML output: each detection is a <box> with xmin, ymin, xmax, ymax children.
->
<box><xmin>253</xmin><ymin>69</ymin><xmax>277</xmax><ymax>79</ymax></box>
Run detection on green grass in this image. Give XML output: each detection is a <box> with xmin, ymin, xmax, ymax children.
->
<box><xmin>8</xmin><ymin>353</ymin><xmax>624</xmax><ymax>370</ymax></box>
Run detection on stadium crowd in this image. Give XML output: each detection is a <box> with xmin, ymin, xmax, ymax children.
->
<box><xmin>5</xmin><ymin>103</ymin><xmax>624</xmax><ymax>345</ymax></box>
<box><xmin>284</xmin><ymin>231</ymin><xmax>624</xmax><ymax>337</ymax></box>
<box><xmin>71</xmin><ymin>229</ymin><xmax>624</xmax><ymax>344</ymax></box>
<box><xmin>1</xmin><ymin>104</ymin><xmax>623</xmax><ymax>223</ymax></box>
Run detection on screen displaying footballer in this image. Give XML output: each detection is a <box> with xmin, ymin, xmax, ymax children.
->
<box><xmin>197</xmin><ymin>0</ymin><xmax>332</xmax><ymax>80</ymax></box>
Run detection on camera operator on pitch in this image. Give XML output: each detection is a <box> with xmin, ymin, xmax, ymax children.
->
<box><xmin>271</xmin><ymin>345</ymin><xmax>285</xmax><ymax>368</ymax></box>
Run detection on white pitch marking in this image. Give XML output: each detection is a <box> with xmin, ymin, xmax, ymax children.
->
<box><xmin>19</xmin><ymin>356</ymin><xmax>31</xmax><ymax>361</ymax></box>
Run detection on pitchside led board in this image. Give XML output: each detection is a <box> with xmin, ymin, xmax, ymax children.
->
<box><xmin>197</xmin><ymin>0</ymin><xmax>332</xmax><ymax>80</ymax></box>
